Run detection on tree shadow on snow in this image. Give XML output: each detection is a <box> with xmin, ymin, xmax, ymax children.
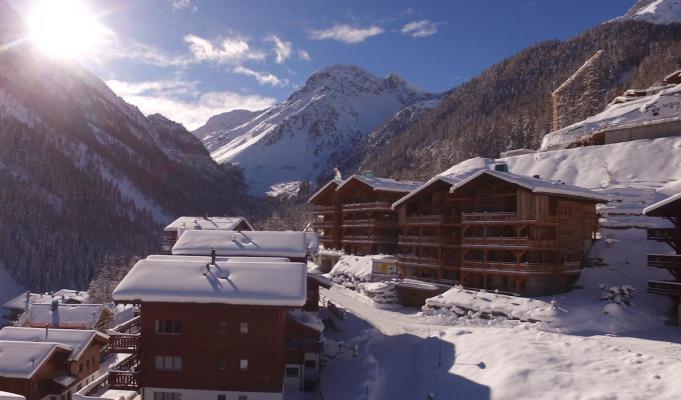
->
<box><xmin>321</xmin><ymin>308</ymin><xmax>491</xmax><ymax>400</ymax></box>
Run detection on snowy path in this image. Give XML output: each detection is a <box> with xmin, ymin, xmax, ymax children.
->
<box><xmin>321</xmin><ymin>285</ymin><xmax>681</xmax><ymax>400</ymax></box>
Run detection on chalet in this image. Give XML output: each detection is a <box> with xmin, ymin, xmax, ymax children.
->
<box><xmin>643</xmin><ymin>191</ymin><xmax>681</xmax><ymax>319</ymax></box>
<box><xmin>308</xmin><ymin>180</ymin><xmax>342</xmax><ymax>250</ymax></box>
<box><xmin>284</xmin><ymin>310</ymin><xmax>324</xmax><ymax>391</ymax></box>
<box><xmin>162</xmin><ymin>216</ymin><xmax>253</xmax><ymax>253</ymax></box>
<box><xmin>392</xmin><ymin>167</ymin><xmax>608</xmax><ymax>296</ymax></box>
<box><xmin>0</xmin><ymin>327</ymin><xmax>107</xmax><ymax>400</ymax></box>
<box><xmin>21</xmin><ymin>303</ymin><xmax>113</xmax><ymax>332</ymax></box>
<box><xmin>3</xmin><ymin>290</ymin><xmax>90</xmax><ymax>324</ymax></box>
<box><xmin>109</xmin><ymin>258</ymin><xmax>308</xmax><ymax>400</ymax></box>
<box><xmin>310</xmin><ymin>175</ymin><xmax>422</xmax><ymax>256</ymax></box>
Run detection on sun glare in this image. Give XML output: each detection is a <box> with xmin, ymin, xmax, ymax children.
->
<box><xmin>27</xmin><ymin>0</ymin><xmax>109</xmax><ymax>60</ymax></box>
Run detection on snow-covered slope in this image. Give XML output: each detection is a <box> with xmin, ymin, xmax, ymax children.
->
<box><xmin>622</xmin><ymin>0</ymin><xmax>681</xmax><ymax>24</ymax></box>
<box><xmin>541</xmin><ymin>81</ymin><xmax>681</xmax><ymax>150</ymax></box>
<box><xmin>198</xmin><ymin>65</ymin><xmax>436</xmax><ymax>195</ymax></box>
<box><xmin>193</xmin><ymin>109</ymin><xmax>262</xmax><ymax>141</ymax></box>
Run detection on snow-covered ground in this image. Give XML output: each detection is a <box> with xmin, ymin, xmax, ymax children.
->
<box><xmin>320</xmin><ymin>284</ymin><xmax>681</xmax><ymax>400</ymax></box>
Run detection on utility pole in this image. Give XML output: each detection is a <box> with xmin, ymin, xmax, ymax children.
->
<box><xmin>437</xmin><ymin>330</ymin><xmax>445</xmax><ymax>367</ymax></box>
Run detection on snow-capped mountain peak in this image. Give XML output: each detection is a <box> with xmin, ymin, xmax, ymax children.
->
<box><xmin>196</xmin><ymin>64</ymin><xmax>437</xmax><ymax>195</ymax></box>
<box><xmin>621</xmin><ymin>0</ymin><xmax>681</xmax><ymax>24</ymax></box>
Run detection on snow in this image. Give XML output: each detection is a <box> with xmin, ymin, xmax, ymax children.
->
<box><xmin>329</xmin><ymin>256</ymin><xmax>374</xmax><ymax>281</ymax></box>
<box><xmin>0</xmin><ymin>391</ymin><xmax>25</xmax><ymax>400</ymax></box>
<box><xmin>288</xmin><ymin>310</ymin><xmax>325</xmax><ymax>332</ymax></box>
<box><xmin>0</xmin><ymin>341</ymin><xmax>69</xmax><ymax>378</ymax></box>
<box><xmin>622</xmin><ymin>0</ymin><xmax>681</xmax><ymax>24</ymax></box>
<box><xmin>145</xmin><ymin>255</ymin><xmax>291</xmax><ymax>263</ymax></box>
<box><xmin>319</xmin><ymin>284</ymin><xmax>681</xmax><ymax>400</ymax></box>
<box><xmin>0</xmin><ymin>327</ymin><xmax>105</xmax><ymax>361</ymax></box>
<box><xmin>172</xmin><ymin>230</ymin><xmax>310</xmax><ymax>258</ymax></box>
<box><xmin>266</xmin><ymin>181</ymin><xmax>303</xmax><ymax>199</ymax></box>
<box><xmin>113</xmin><ymin>258</ymin><xmax>307</xmax><ymax>307</ymax></box>
<box><xmin>336</xmin><ymin>175</ymin><xmax>422</xmax><ymax>194</ymax></box>
<box><xmin>164</xmin><ymin>216</ymin><xmax>253</xmax><ymax>232</ymax></box>
<box><xmin>541</xmin><ymin>82</ymin><xmax>681</xmax><ymax>150</ymax></box>
<box><xmin>24</xmin><ymin>304</ymin><xmax>107</xmax><ymax>330</ymax></box>
<box><xmin>3</xmin><ymin>290</ymin><xmax>88</xmax><ymax>312</ymax></box>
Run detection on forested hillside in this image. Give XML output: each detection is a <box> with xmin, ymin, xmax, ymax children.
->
<box><xmin>359</xmin><ymin>20</ymin><xmax>681</xmax><ymax>180</ymax></box>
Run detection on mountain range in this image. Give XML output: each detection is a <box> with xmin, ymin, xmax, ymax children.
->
<box><xmin>0</xmin><ymin>0</ymin><xmax>251</xmax><ymax>290</ymax></box>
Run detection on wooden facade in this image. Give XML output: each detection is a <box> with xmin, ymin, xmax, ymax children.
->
<box><xmin>394</xmin><ymin>171</ymin><xmax>602</xmax><ymax>296</ymax></box>
<box><xmin>309</xmin><ymin>176</ymin><xmax>421</xmax><ymax>256</ymax></box>
<box><xmin>644</xmin><ymin>193</ymin><xmax>681</xmax><ymax>300</ymax></box>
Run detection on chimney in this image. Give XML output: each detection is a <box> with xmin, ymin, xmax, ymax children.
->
<box><xmin>45</xmin><ymin>326</ymin><xmax>49</xmax><ymax>338</ymax></box>
<box><xmin>533</xmin><ymin>174</ymin><xmax>541</xmax><ymax>179</ymax></box>
<box><xmin>51</xmin><ymin>299</ymin><xmax>59</xmax><ymax>312</ymax></box>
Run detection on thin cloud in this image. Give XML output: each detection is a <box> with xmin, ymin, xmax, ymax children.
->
<box><xmin>107</xmin><ymin>38</ymin><xmax>192</xmax><ymax>67</ymax></box>
<box><xmin>169</xmin><ymin>0</ymin><xmax>197</xmax><ymax>12</ymax></box>
<box><xmin>298</xmin><ymin>49</ymin><xmax>311</xmax><ymax>61</ymax></box>
<box><xmin>184</xmin><ymin>34</ymin><xmax>266</xmax><ymax>64</ymax></box>
<box><xmin>233</xmin><ymin>66</ymin><xmax>289</xmax><ymax>87</ymax></box>
<box><xmin>309</xmin><ymin>24</ymin><xmax>384</xmax><ymax>44</ymax></box>
<box><xmin>267</xmin><ymin>35</ymin><xmax>292</xmax><ymax>64</ymax></box>
<box><xmin>106</xmin><ymin>78</ymin><xmax>275</xmax><ymax>130</ymax></box>
<box><xmin>401</xmin><ymin>20</ymin><xmax>442</xmax><ymax>38</ymax></box>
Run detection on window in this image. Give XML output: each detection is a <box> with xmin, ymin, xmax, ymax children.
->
<box><xmin>78</xmin><ymin>363</ymin><xmax>83</xmax><ymax>372</ymax></box>
<box><xmin>153</xmin><ymin>393</ymin><xmax>182</xmax><ymax>400</ymax></box>
<box><xmin>240</xmin><ymin>359</ymin><xmax>248</xmax><ymax>371</ymax></box>
<box><xmin>155</xmin><ymin>320</ymin><xmax>182</xmax><ymax>334</ymax></box>
<box><xmin>238</xmin><ymin>396</ymin><xmax>247</xmax><ymax>400</ymax></box>
<box><xmin>240</xmin><ymin>322</ymin><xmax>248</xmax><ymax>334</ymax></box>
<box><xmin>154</xmin><ymin>356</ymin><xmax>182</xmax><ymax>371</ymax></box>
<box><xmin>218</xmin><ymin>396</ymin><xmax>226</xmax><ymax>400</ymax></box>
<box><xmin>285</xmin><ymin>367</ymin><xmax>299</xmax><ymax>377</ymax></box>
<box><xmin>218</xmin><ymin>358</ymin><xmax>227</xmax><ymax>370</ymax></box>
<box><xmin>287</xmin><ymin>338</ymin><xmax>300</xmax><ymax>350</ymax></box>
<box><xmin>304</xmin><ymin>360</ymin><xmax>317</xmax><ymax>369</ymax></box>
<box><xmin>218</xmin><ymin>321</ymin><xmax>228</xmax><ymax>334</ymax></box>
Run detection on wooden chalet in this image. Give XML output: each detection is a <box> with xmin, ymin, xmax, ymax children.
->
<box><xmin>110</xmin><ymin>258</ymin><xmax>309</xmax><ymax>400</ymax></box>
<box><xmin>2</xmin><ymin>290</ymin><xmax>90</xmax><ymax>324</ymax></box>
<box><xmin>284</xmin><ymin>310</ymin><xmax>324</xmax><ymax>391</ymax></box>
<box><xmin>22</xmin><ymin>303</ymin><xmax>113</xmax><ymax>333</ymax></box>
<box><xmin>162</xmin><ymin>216</ymin><xmax>253</xmax><ymax>253</ymax></box>
<box><xmin>644</xmin><ymin>192</ymin><xmax>681</xmax><ymax>304</ymax></box>
<box><xmin>308</xmin><ymin>180</ymin><xmax>342</xmax><ymax>250</ymax></box>
<box><xmin>0</xmin><ymin>328</ymin><xmax>107</xmax><ymax>400</ymax></box>
<box><xmin>311</xmin><ymin>175</ymin><xmax>422</xmax><ymax>256</ymax></box>
<box><xmin>393</xmin><ymin>167</ymin><xmax>607</xmax><ymax>296</ymax></box>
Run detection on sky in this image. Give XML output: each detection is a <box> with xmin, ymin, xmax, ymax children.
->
<box><xmin>10</xmin><ymin>0</ymin><xmax>637</xmax><ymax>130</ymax></box>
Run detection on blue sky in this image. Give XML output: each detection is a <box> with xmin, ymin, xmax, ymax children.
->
<box><xmin>11</xmin><ymin>0</ymin><xmax>635</xmax><ymax>129</ymax></box>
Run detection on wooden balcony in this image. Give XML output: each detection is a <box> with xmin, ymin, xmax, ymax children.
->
<box><xmin>108</xmin><ymin>334</ymin><xmax>140</xmax><ymax>353</ymax></box>
<box><xmin>311</xmin><ymin>205</ymin><xmax>336</xmax><ymax>214</ymax></box>
<box><xmin>342</xmin><ymin>219</ymin><xmax>397</xmax><ymax>228</ymax></box>
<box><xmin>648</xmin><ymin>254</ymin><xmax>681</xmax><ymax>270</ymax></box>
<box><xmin>403</xmin><ymin>215</ymin><xmax>459</xmax><ymax>226</ymax></box>
<box><xmin>461</xmin><ymin>212</ymin><xmax>518</xmax><ymax>222</ymax></box>
<box><xmin>461</xmin><ymin>260</ymin><xmax>581</xmax><ymax>273</ymax></box>
<box><xmin>311</xmin><ymin>220</ymin><xmax>335</xmax><ymax>229</ymax></box>
<box><xmin>108</xmin><ymin>354</ymin><xmax>140</xmax><ymax>390</ymax></box>
<box><xmin>399</xmin><ymin>235</ymin><xmax>440</xmax><ymax>247</ymax></box>
<box><xmin>647</xmin><ymin>228</ymin><xmax>680</xmax><ymax>241</ymax></box>
<box><xmin>342</xmin><ymin>235</ymin><xmax>396</xmax><ymax>244</ymax></box>
<box><xmin>461</xmin><ymin>236</ymin><xmax>559</xmax><ymax>248</ymax></box>
<box><xmin>342</xmin><ymin>201</ymin><xmax>392</xmax><ymax>213</ymax></box>
<box><xmin>647</xmin><ymin>280</ymin><xmax>681</xmax><ymax>297</ymax></box>
<box><xmin>397</xmin><ymin>255</ymin><xmax>439</xmax><ymax>269</ymax></box>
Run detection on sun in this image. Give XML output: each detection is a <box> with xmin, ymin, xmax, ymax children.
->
<box><xmin>27</xmin><ymin>0</ymin><xmax>109</xmax><ymax>60</ymax></box>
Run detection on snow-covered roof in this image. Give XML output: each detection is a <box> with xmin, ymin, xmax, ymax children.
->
<box><xmin>288</xmin><ymin>309</ymin><xmax>324</xmax><ymax>332</ymax></box>
<box><xmin>145</xmin><ymin>255</ymin><xmax>291</xmax><ymax>263</ymax></box>
<box><xmin>336</xmin><ymin>175</ymin><xmax>422</xmax><ymax>194</ymax></box>
<box><xmin>643</xmin><ymin>191</ymin><xmax>681</xmax><ymax>215</ymax></box>
<box><xmin>172</xmin><ymin>230</ymin><xmax>309</xmax><ymax>258</ymax></box>
<box><xmin>2</xmin><ymin>289</ymin><xmax>89</xmax><ymax>311</ymax></box>
<box><xmin>392</xmin><ymin>174</ymin><xmax>472</xmax><ymax>209</ymax></box>
<box><xmin>113</xmin><ymin>259</ymin><xmax>307</xmax><ymax>307</ymax></box>
<box><xmin>307</xmin><ymin>179</ymin><xmax>339</xmax><ymax>204</ymax></box>
<box><xmin>0</xmin><ymin>327</ymin><xmax>106</xmax><ymax>361</ymax></box>
<box><xmin>0</xmin><ymin>391</ymin><xmax>25</xmax><ymax>400</ymax></box>
<box><xmin>25</xmin><ymin>304</ymin><xmax>108</xmax><ymax>330</ymax></box>
<box><xmin>164</xmin><ymin>216</ymin><xmax>253</xmax><ymax>232</ymax></box>
<box><xmin>449</xmin><ymin>169</ymin><xmax>610</xmax><ymax>202</ymax></box>
<box><xmin>0</xmin><ymin>341</ymin><xmax>70</xmax><ymax>379</ymax></box>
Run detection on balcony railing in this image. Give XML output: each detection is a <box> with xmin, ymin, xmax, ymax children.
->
<box><xmin>647</xmin><ymin>280</ymin><xmax>681</xmax><ymax>297</ymax></box>
<box><xmin>461</xmin><ymin>237</ymin><xmax>559</xmax><ymax>248</ymax></box>
<box><xmin>342</xmin><ymin>201</ymin><xmax>392</xmax><ymax>213</ymax></box>
<box><xmin>397</xmin><ymin>255</ymin><xmax>439</xmax><ymax>269</ymax></box>
<box><xmin>648</xmin><ymin>254</ymin><xmax>681</xmax><ymax>270</ymax></box>
<box><xmin>399</xmin><ymin>235</ymin><xmax>440</xmax><ymax>246</ymax></box>
<box><xmin>461</xmin><ymin>260</ymin><xmax>581</xmax><ymax>273</ymax></box>
<box><xmin>461</xmin><ymin>212</ymin><xmax>518</xmax><ymax>222</ymax></box>
<box><xmin>311</xmin><ymin>221</ymin><xmax>335</xmax><ymax>229</ymax></box>
<box><xmin>647</xmin><ymin>228</ymin><xmax>680</xmax><ymax>241</ymax></box>
<box><xmin>342</xmin><ymin>235</ymin><xmax>396</xmax><ymax>244</ymax></box>
<box><xmin>108</xmin><ymin>354</ymin><xmax>140</xmax><ymax>390</ymax></box>
<box><xmin>342</xmin><ymin>219</ymin><xmax>396</xmax><ymax>228</ymax></box>
<box><xmin>108</xmin><ymin>334</ymin><xmax>140</xmax><ymax>353</ymax></box>
<box><xmin>403</xmin><ymin>215</ymin><xmax>459</xmax><ymax>225</ymax></box>
<box><xmin>311</xmin><ymin>205</ymin><xmax>335</xmax><ymax>214</ymax></box>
